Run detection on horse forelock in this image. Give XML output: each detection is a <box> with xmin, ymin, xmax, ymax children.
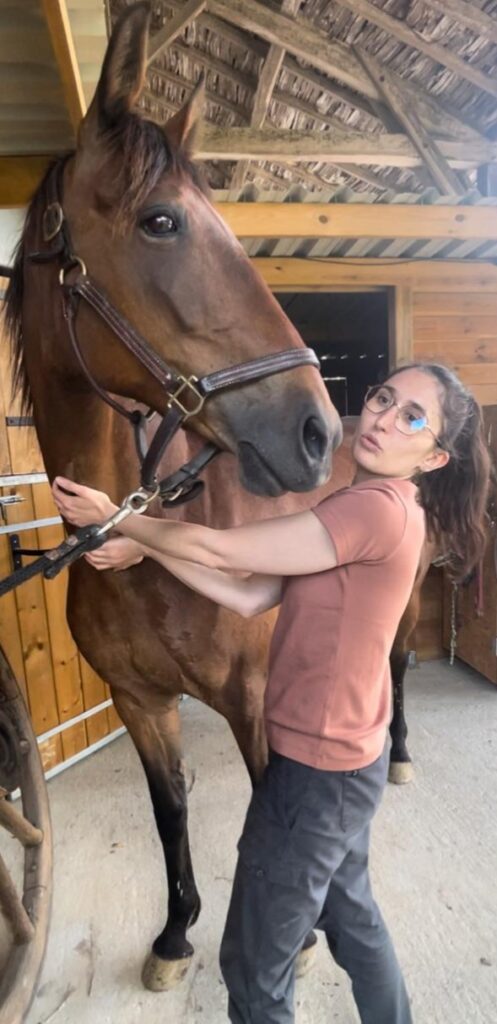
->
<box><xmin>96</xmin><ymin>111</ymin><xmax>209</xmax><ymax>229</ymax></box>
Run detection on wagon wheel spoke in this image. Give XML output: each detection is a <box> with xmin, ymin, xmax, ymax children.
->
<box><xmin>0</xmin><ymin>796</ymin><xmax>43</xmax><ymax>847</ymax></box>
<box><xmin>0</xmin><ymin>851</ymin><xmax>35</xmax><ymax>945</ymax></box>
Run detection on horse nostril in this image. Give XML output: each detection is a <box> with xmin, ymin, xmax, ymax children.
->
<box><xmin>302</xmin><ymin>415</ymin><xmax>328</xmax><ymax>461</ymax></box>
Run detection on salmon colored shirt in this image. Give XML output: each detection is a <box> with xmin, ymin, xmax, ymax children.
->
<box><xmin>264</xmin><ymin>478</ymin><xmax>426</xmax><ymax>771</ymax></box>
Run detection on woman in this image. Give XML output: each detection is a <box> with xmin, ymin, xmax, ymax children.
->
<box><xmin>53</xmin><ymin>363</ymin><xmax>490</xmax><ymax>1024</ymax></box>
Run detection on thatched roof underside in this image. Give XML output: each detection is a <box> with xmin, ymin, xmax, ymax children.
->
<box><xmin>110</xmin><ymin>0</ymin><xmax>497</xmax><ymax>204</ymax></box>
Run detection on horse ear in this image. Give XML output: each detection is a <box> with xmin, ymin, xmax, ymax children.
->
<box><xmin>81</xmin><ymin>1</ymin><xmax>150</xmax><ymax>135</ymax></box>
<box><xmin>163</xmin><ymin>75</ymin><xmax>205</xmax><ymax>155</ymax></box>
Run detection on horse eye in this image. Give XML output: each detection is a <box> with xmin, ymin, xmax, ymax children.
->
<box><xmin>140</xmin><ymin>213</ymin><xmax>177</xmax><ymax>237</ymax></box>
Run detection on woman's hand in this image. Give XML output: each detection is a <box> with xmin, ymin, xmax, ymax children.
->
<box><xmin>85</xmin><ymin>536</ymin><xmax>145</xmax><ymax>571</ymax></box>
<box><xmin>52</xmin><ymin>476</ymin><xmax>118</xmax><ymax>527</ymax></box>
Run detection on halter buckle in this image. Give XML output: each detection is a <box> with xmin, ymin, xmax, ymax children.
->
<box><xmin>167</xmin><ymin>376</ymin><xmax>205</xmax><ymax>419</ymax></box>
<box><xmin>42</xmin><ymin>202</ymin><xmax>64</xmax><ymax>242</ymax></box>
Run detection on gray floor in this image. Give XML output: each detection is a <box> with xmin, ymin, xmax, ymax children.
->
<box><xmin>15</xmin><ymin>660</ymin><xmax>497</xmax><ymax>1022</ymax></box>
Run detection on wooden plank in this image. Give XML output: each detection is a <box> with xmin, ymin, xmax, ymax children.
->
<box><xmin>414</xmin><ymin>316</ymin><xmax>497</xmax><ymax>341</ymax></box>
<box><xmin>42</xmin><ymin>0</ymin><xmax>86</xmax><ymax>132</ymax></box>
<box><xmin>413</xmin><ymin>293</ymin><xmax>497</xmax><ymax>317</ymax></box>
<box><xmin>389</xmin><ymin>286</ymin><xmax>412</xmax><ymax>367</ymax></box>
<box><xmin>335</xmin><ymin>0</ymin><xmax>497</xmax><ymax>101</ymax></box>
<box><xmin>0</xmin><ymin>525</ymin><xmax>28</xmax><ymax>703</ymax></box>
<box><xmin>32</xmin><ymin>483</ymin><xmax>87</xmax><ymax>760</ymax></box>
<box><xmin>208</xmin><ymin>0</ymin><xmax>379</xmax><ymax>100</ymax></box>
<box><xmin>147</xmin><ymin>0</ymin><xmax>207</xmax><ymax>65</ymax></box>
<box><xmin>218</xmin><ymin>203</ymin><xmax>497</xmax><ymax>240</ymax></box>
<box><xmin>356</xmin><ymin>49</ymin><xmax>464</xmax><ymax>196</ymax></box>
<box><xmin>0</xmin><ymin>155</ymin><xmax>52</xmax><ymax>207</ymax></box>
<box><xmin>461</xmin><ymin>383</ymin><xmax>497</xmax><ymax>405</ymax></box>
<box><xmin>0</xmin><ymin>333</ymin><xmax>44</xmax><ymax>475</ymax></box>
<box><xmin>253</xmin><ymin>257</ymin><xmax>497</xmax><ymax>291</ymax></box>
<box><xmin>200</xmin><ymin>127</ymin><xmax>497</xmax><ymax>167</ymax></box>
<box><xmin>447</xmin><ymin>364</ymin><xmax>497</xmax><ymax>386</ymax></box>
<box><xmin>414</xmin><ymin>339</ymin><xmax>497</xmax><ymax>364</ymax></box>
<box><xmin>4</xmin><ymin>487</ymin><xmax>63</xmax><ymax>770</ymax></box>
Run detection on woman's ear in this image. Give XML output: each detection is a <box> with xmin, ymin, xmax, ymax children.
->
<box><xmin>419</xmin><ymin>448</ymin><xmax>451</xmax><ymax>475</ymax></box>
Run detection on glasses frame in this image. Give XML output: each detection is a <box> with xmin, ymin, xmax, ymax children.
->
<box><xmin>364</xmin><ymin>384</ymin><xmax>443</xmax><ymax>449</ymax></box>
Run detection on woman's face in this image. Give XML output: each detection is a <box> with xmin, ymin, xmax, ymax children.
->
<box><xmin>352</xmin><ymin>367</ymin><xmax>450</xmax><ymax>479</ymax></box>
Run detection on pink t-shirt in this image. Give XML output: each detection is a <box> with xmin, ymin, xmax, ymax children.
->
<box><xmin>264</xmin><ymin>478</ymin><xmax>426</xmax><ymax>771</ymax></box>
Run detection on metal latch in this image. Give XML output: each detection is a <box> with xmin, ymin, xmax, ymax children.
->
<box><xmin>0</xmin><ymin>495</ymin><xmax>24</xmax><ymax>506</ymax></box>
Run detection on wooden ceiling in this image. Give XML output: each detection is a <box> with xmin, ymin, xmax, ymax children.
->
<box><xmin>2</xmin><ymin>1</ymin><xmax>497</xmax><ymax>258</ymax></box>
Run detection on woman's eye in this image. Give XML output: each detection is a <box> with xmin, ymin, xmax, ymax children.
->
<box><xmin>140</xmin><ymin>213</ymin><xmax>177</xmax><ymax>237</ymax></box>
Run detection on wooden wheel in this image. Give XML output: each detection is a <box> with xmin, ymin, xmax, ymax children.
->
<box><xmin>0</xmin><ymin>648</ymin><xmax>52</xmax><ymax>1024</ymax></box>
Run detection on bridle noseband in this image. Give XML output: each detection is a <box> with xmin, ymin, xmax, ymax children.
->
<box><xmin>25</xmin><ymin>161</ymin><xmax>321</xmax><ymax>506</ymax></box>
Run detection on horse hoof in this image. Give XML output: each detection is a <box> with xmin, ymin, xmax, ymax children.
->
<box><xmin>295</xmin><ymin>941</ymin><xmax>317</xmax><ymax>979</ymax></box>
<box><xmin>388</xmin><ymin>760</ymin><xmax>414</xmax><ymax>785</ymax></box>
<box><xmin>142</xmin><ymin>951</ymin><xmax>193</xmax><ymax>991</ymax></box>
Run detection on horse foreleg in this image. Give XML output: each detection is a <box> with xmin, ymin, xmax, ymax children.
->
<box><xmin>111</xmin><ymin>690</ymin><xmax>201</xmax><ymax>992</ymax></box>
<box><xmin>388</xmin><ymin>650</ymin><xmax>414</xmax><ymax>785</ymax></box>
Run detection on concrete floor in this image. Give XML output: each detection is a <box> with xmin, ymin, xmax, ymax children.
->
<box><xmin>18</xmin><ymin>660</ymin><xmax>497</xmax><ymax>1023</ymax></box>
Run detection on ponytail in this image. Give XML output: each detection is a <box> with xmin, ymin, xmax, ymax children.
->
<box><xmin>392</xmin><ymin>364</ymin><xmax>491</xmax><ymax>582</ymax></box>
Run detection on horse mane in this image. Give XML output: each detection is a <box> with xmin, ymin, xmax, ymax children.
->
<box><xmin>3</xmin><ymin>110</ymin><xmax>207</xmax><ymax>413</ymax></box>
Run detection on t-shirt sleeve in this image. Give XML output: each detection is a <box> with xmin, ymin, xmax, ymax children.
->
<box><xmin>311</xmin><ymin>485</ymin><xmax>407</xmax><ymax>566</ymax></box>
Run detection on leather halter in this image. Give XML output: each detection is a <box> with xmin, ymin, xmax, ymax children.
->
<box><xmin>27</xmin><ymin>161</ymin><xmax>321</xmax><ymax>505</ymax></box>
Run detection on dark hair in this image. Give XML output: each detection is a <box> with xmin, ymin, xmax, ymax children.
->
<box><xmin>388</xmin><ymin>363</ymin><xmax>491</xmax><ymax>581</ymax></box>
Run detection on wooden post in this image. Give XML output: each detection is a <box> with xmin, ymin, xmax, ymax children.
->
<box><xmin>389</xmin><ymin>286</ymin><xmax>413</xmax><ymax>369</ymax></box>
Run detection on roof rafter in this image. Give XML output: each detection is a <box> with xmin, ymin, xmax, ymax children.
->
<box><xmin>199</xmin><ymin>126</ymin><xmax>497</xmax><ymax>167</ymax></box>
<box><xmin>334</xmin><ymin>0</ymin><xmax>497</xmax><ymax>100</ymax></box>
<box><xmin>41</xmin><ymin>0</ymin><xmax>86</xmax><ymax>134</ymax></box>
<box><xmin>230</xmin><ymin>0</ymin><xmax>300</xmax><ymax>194</ymax></box>
<box><xmin>356</xmin><ymin>49</ymin><xmax>465</xmax><ymax>196</ymax></box>
<box><xmin>208</xmin><ymin>0</ymin><xmax>379</xmax><ymax>99</ymax></box>
<box><xmin>147</xmin><ymin>0</ymin><xmax>207</xmax><ymax>65</ymax></box>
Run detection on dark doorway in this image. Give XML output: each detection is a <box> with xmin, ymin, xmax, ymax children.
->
<box><xmin>275</xmin><ymin>292</ymin><xmax>389</xmax><ymax>417</ymax></box>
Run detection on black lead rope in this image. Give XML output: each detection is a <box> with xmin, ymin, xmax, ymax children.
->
<box><xmin>0</xmin><ymin>524</ymin><xmax>112</xmax><ymax>598</ymax></box>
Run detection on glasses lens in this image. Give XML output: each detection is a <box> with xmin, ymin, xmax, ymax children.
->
<box><xmin>397</xmin><ymin>407</ymin><xmax>429</xmax><ymax>436</ymax></box>
<box><xmin>364</xmin><ymin>385</ymin><xmax>393</xmax><ymax>413</ymax></box>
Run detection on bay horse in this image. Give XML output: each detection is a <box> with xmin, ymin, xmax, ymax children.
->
<box><xmin>3</xmin><ymin>2</ymin><xmax>423</xmax><ymax>992</ymax></box>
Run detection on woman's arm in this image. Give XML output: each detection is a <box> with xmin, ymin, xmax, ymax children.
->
<box><xmin>85</xmin><ymin>536</ymin><xmax>282</xmax><ymax>617</ymax></box>
<box><xmin>52</xmin><ymin>477</ymin><xmax>338</xmax><ymax>577</ymax></box>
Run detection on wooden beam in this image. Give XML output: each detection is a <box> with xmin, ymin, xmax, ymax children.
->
<box><xmin>356</xmin><ymin>50</ymin><xmax>464</xmax><ymax>196</ymax></box>
<box><xmin>198</xmin><ymin>126</ymin><xmax>497</xmax><ymax>168</ymax></box>
<box><xmin>427</xmin><ymin>0</ymin><xmax>497</xmax><ymax>48</ymax></box>
<box><xmin>208</xmin><ymin>0</ymin><xmax>380</xmax><ymax>100</ymax></box>
<box><xmin>334</xmin><ymin>0</ymin><xmax>497</xmax><ymax>101</ymax></box>
<box><xmin>216</xmin><ymin>203</ymin><xmax>497</xmax><ymax>241</ymax></box>
<box><xmin>251</xmin><ymin>258</ymin><xmax>497</xmax><ymax>291</ymax></box>
<box><xmin>42</xmin><ymin>0</ymin><xmax>86</xmax><ymax>133</ymax></box>
<box><xmin>147</xmin><ymin>0</ymin><xmax>207</xmax><ymax>65</ymax></box>
<box><xmin>0</xmin><ymin>156</ymin><xmax>53</xmax><ymax>207</ymax></box>
<box><xmin>230</xmin><ymin>0</ymin><xmax>299</xmax><ymax>194</ymax></box>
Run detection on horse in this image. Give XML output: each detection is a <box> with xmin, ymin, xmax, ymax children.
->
<box><xmin>3</xmin><ymin>2</ymin><xmax>424</xmax><ymax>992</ymax></box>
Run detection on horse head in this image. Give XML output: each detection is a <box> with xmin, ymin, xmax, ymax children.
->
<box><xmin>10</xmin><ymin>2</ymin><xmax>342</xmax><ymax>496</ymax></box>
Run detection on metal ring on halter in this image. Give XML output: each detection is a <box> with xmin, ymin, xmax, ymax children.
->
<box><xmin>124</xmin><ymin>487</ymin><xmax>160</xmax><ymax>513</ymax></box>
<box><xmin>59</xmin><ymin>257</ymin><xmax>87</xmax><ymax>285</ymax></box>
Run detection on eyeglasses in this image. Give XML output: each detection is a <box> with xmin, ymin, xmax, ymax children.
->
<box><xmin>364</xmin><ymin>384</ymin><xmax>443</xmax><ymax>447</ymax></box>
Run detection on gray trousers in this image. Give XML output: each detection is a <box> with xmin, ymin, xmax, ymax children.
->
<box><xmin>220</xmin><ymin>746</ymin><xmax>412</xmax><ymax>1024</ymax></box>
